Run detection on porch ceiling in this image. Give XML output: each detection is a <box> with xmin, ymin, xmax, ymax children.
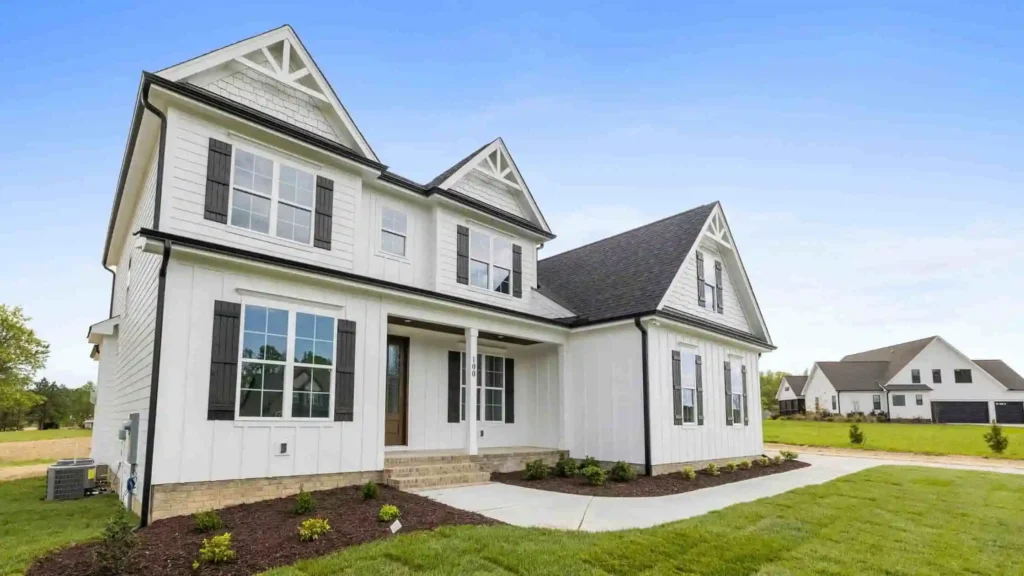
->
<box><xmin>387</xmin><ymin>315</ymin><xmax>541</xmax><ymax>346</ymax></box>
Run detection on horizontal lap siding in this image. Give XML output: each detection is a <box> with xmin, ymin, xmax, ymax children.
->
<box><xmin>451</xmin><ymin>171</ymin><xmax>529</xmax><ymax>219</ymax></box>
<box><xmin>661</xmin><ymin>240</ymin><xmax>751</xmax><ymax>334</ymax></box>
<box><xmin>647</xmin><ymin>324</ymin><xmax>762</xmax><ymax>465</ymax></box>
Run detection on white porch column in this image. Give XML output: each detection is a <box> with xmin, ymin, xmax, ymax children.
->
<box><xmin>558</xmin><ymin>343</ymin><xmax>572</xmax><ymax>452</ymax></box>
<box><xmin>465</xmin><ymin>327</ymin><xmax>479</xmax><ymax>455</ymax></box>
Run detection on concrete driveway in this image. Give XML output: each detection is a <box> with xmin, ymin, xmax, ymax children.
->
<box><xmin>420</xmin><ymin>453</ymin><xmax>1024</xmax><ymax>532</ymax></box>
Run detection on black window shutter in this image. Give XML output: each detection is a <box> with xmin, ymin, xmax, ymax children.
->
<box><xmin>742</xmin><ymin>365</ymin><xmax>749</xmax><ymax>425</ymax></box>
<box><xmin>672</xmin><ymin>350</ymin><xmax>682</xmax><ymax>425</ymax></box>
<box><xmin>314</xmin><ymin>176</ymin><xmax>334</xmax><ymax>250</ymax></box>
<box><xmin>204</xmin><ymin>139</ymin><xmax>232</xmax><ymax>224</ymax></box>
<box><xmin>695</xmin><ymin>355</ymin><xmax>704</xmax><ymax>425</ymax></box>
<box><xmin>456</xmin><ymin>226</ymin><xmax>470</xmax><ymax>284</ymax></box>
<box><xmin>512</xmin><ymin>245</ymin><xmax>523</xmax><ymax>298</ymax></box>
<box><xmin>476</xmin><ymin>354</ymin><xmax>483</xmax><ymax>421</ymax></box>
<box><xmin>505</xmin><ymin>358</ymin><xmax>516</xmax><ymax>423</ymax></box>
<box><xmin>724</xmin><ymin>360</ymin><xmax>733</xmax><ymax>425</ymax></box>
<box><xmin>334</xmin><ymin>319</ymin><xmax>356</xmax><ymax>422</ymax></box>
<box><xmin>714</xmin><ymin>260</ymin><xmax>724</xmax><ymax>313</ymax></box>
<box><xmin>447</xmin><ymin>351</ymin><xmax>461</xmax><ymax>423</ymax></box>
<box><xmin>208</xmin><ymin>301</ymin><xmax>240</xmax><ymax>420</ymax></box>
<box><xmin>696</xmin><ymin>251</ymin><xmax>705</xmax><ymax>307</ymax></box>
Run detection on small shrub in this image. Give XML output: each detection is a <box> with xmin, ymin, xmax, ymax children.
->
<box><xmin>738</xmin><ymin>460</ymin><xmax>752</xmax><ymax>470</ymax></box>
<box><xmin>681</xmin><ymin>466</ymin><xmax>696</xmax><ymax>480</ymax></box>
<box><xmin>579</xmin><ymin>456</ymin><xmax>600</xmax><ymax>470</ymax></box>
<box><xmin>294</xmin><ymin>487</ymin><xmax>316</xmax><ymax>515</ymax></box>
<box><xmin>849</xmin><ymin>423</ymin><xmax>865</xmax><ymax>445</ymax></box>
<box><xmin>984</xmin><ymin>422</ymin><xmax>1010</xmax><ymax>454</ymax></box>
<box><xmin>609</xmin><ymin>461</ymin><xmax>637</xmax><ymax>482</ymax></box>
<box><xmin>378</xmin><ymin>504</ymin><xmax>401</xmax><ymax>522</ymax></box>
<box><xmin>771</xmin><ymin>455</ymin><xmax>783</xmax><ymax>466</ymax></box>
<box><xmin>298</xmin><ymin>518</ymin><xmax>331</xmax><ymax>542</ymax></box>
<box><xmin>361</xmin><ymin>480</ymin><xmax>379</xmax><ymax>500</ymax></box>
<box><xmin>724</xmin><ymin>462</ymin><xmax>738</xmax><ymax>473</ymax></box>
<box><xmin>755</xmin><ymin>456</ymin><xmax>769</xmax><ymax>466</ymax></box>
<box><xmin>197</xmin><ymin>533</ymin><xmax>236</xmax><ymax>566</ymax></box>
<box><xmin>581</xmin><ymin>465</ymin><xmax>607</xmax><ymax>486</ymax></box>
<box><xmin>97</xmin><ymin>512</ymin><xmax>138</xmax><ymax>575</ymax></box>
<box><xmin>554</xmin><ymin>455</ymin><xmax>579</xmax><ymax>478</ymax></box>
<box><xmin>192</xmin><ymin>510</ymin><xmax>223</xmax><ymax>533</ymax></box>
<box><xmin>703</xmin><ymin>462</ymin><xmax>720</xmax><ymax>477</ymax></box>
<box><xmin>780</xmin><ymin>450</ymin><xmax>799</xmax><ymax>461</ymax></box>
<box><xmin>524</xmin><ymin>459</ymin><xmax>551</xmax><ymax>480</ymax></box>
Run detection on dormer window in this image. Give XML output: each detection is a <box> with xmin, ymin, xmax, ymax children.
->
<box><xmin>469</xmin><ymin>229</ymin><xmax>512</xmax><ymax>295</ymax></box>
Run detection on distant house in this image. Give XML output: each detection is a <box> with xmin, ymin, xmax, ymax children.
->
<box><xmin>775</xmin><ymin>375</ymin><xmax>807</xmax><ymax>415</ymax></box>
<box><xmin>801</xmin><ymin>336</ymin><xmax>1024</xmax><ymax>423</ymax></box>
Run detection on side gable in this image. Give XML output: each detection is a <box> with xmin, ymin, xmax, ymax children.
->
<box><xmin>657</xmin><ymin>203</ymin><xmax>770</xmax><ymax>344</ymax></box>
<box><xmin>158</xmin><ymin>25</ymin><xmax>377</xmax><ymax>160</ymax></box>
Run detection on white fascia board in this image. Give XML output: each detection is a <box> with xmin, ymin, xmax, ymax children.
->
<box><xmin>87</xmin><ymin>316</ymin><xmax>121</xmax><ymax>345</ymax></box>
<box><xmin>433</xmin><ymin>195</ymin><xmax>552</xmax><ymax>243</ymax></box>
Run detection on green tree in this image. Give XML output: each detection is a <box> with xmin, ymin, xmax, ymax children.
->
<box><xmin>28</xmin><ymin>378</ymin><xmax>71</xmax><ymax>429</ymax></box>
<box><xmin>760</xmin><ymin>370</ymin><xmax>788</xmax><ymax>410</ymax></box>
<box><xmin>67</xmin><ymin>382</ymin><xmax>95</xmax><ymax>427</ymax></box>
<box><xmin>0</xmin><ymin>305</ymin><xmax>49</xmax><ymax>430</ymax></box>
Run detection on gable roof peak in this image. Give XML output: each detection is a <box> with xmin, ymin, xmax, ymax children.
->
<box><xmin>426</xmin><ymin>139</ymin><xmax>497</xmax><ymax>189</ymax></box>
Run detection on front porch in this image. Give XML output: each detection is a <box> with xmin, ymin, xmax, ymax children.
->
<box><xmin>383</xmin><ymin>446</ymin><xmax>566</xmax><ymax>491</ymax></box>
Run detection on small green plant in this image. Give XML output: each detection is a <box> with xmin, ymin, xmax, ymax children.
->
<box><xmin>192</xmin><ymin>509</ymin><xmax>223</xmax><ymax>533</ymax></box>
<box><xmin>849</xmin><ymin>423</ymin><xmax>865</xmax><ymax>445</ymax></box>
<box><xmin>554</xmin><ymin>455</ymin><xmax>578</xmax><ymax>478</ymax></box>
<box><xmin>581</xmin><ymin>465</ymin><xmax>607</xmax><ymax>486</ymax></box>
<box><xmin>703</xmin><ymin>462</ymin><xmax>720</xmax><ymax>477</ymax></box>
<box><xmin>524</xmin><ymin>459</ymin><xmax>551</xmax><ymax>480</ymax></box>
<box><xmin>738</xmin><ymin>460</ymin><xmax>752</xmax><ymax>470</ymax></box>
<box><xmin>294</xmin><ymin>487</ymin><xmax>316</xmax><ymax>515</ymax></box>
<box><xmin>984</xmin><ymin>422</ymin><xmax>1010</xmax><ymax>454</ymax></box>
<box><xmin>378</xmin><ymin>504</ymin><xmax>401</xmax><ymax>522</ymax></box>
<box><xmin>579</xmin><ymin>456</ymin><xmax>600</xmax><ymax>470</ymax></box>
<box><xmin>681</xmin><ymin>466</ymin><xmax>696</xmax><ymax>480</ymax></box>
<box><xmin>361</xmin><ymin>480</ymin><xmax>379</xmax><ymax>500</ymax></box>
<box><xmin>298</xmin><ymin>518</ymin><xmax>332</xmax><ymax>542</ymax></box>
<box><xmin>724</xmin><ymin>462</ymin><xmax>738</xmax><ymax>473</ymax></box>
<box><xmin>771</xmin><ymin>455</ymin><xmax>783</xmax><ymax>466</ymax></box>
<box><xmin>97</xmin><ymin>512</ymin><xmax>138</xmax><ymax>575</ymax></box>
<box><xmin>197</xmin><ymin>532</ymin><xmax>237</xmax><ymax>566</ymax></box>
<box><xmin>780</xmin><ymin>450</ymin><xmax>799</xmax><ymax>461</ymax></box>
<box><xmin>756</xmin><ymin>456</ymin><xmax>770</xmax><ymax>466</ymax></box>
<box><xmin>609</xmin><ymin>461</ymin><xmax>637</xmax><ymax>482</ymax></box>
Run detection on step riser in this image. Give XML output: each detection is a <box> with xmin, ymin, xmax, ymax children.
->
<box><xmin>384</xmin><ymin>450</ymin><xmax>565</xmax><ymax>469</ymax></box>
<box><xmin>385</xmin><ymin>463</ymin><xmax>482</xmax><ymax>478</ymax></box>
<box><xmin>386</xmin><ymin>471</ymin><xmax>491</xmax><ymax>490</ymax></box>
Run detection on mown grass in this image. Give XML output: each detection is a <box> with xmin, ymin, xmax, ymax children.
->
<box><xmin>764</xmin><ymin>419</ymin><xmax>1024</xmax><ymax>459</ymax></box>
<box><xmin>0</xmin><ymin>476</ymin><xmax>121</xmax><ymax>576</ymax></box>
<box><xmin>265</xmin><ymin>466</ymin><xmax>1024</xmax><ymax>575</ymax></box>
<box><xmin>0</xmin><ymin>429</ymin><xmax>91</xmax><ymax>444</ymax></box>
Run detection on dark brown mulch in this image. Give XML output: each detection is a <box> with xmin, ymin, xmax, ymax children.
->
<box><xmin>493</xmin><ymin>460</ymin><xmax>811</xmax><ymax>497</ymax></box>
<box><xmin>27</xmin><ymin>484</ymin><xmax>497</xmax><ymax>576</ymax></box>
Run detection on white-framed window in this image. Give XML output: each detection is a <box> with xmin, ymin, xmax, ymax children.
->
<box><xmin>911</xmin><ymin>369</ymin><xmax>921</xmax><ymax>384</ymax></box>
<box><xmin>229</xmin><ymin>147</ymin><xmax>316</xmax><ymax>245</ymax></box>
<box><xmin>380</xmin><ymin>206</ymin><xmax>408</xmax><ymax>257</ymax></box>
<box><xmin>238</xmin><ymin>303</ymin><xmax>334</xmax><ymax>420</ymax></box>
<box><xmin>457</xmin><ymin>352</ymin><xmax>506</xmax><ymax>422</ymax></box>
<box><xmin>831</xmin><ymin>395</ymin><xmax>837</xmax><ymax>411</ymax></box>
<box><xmin>915</xmin><ymin>394</ymin><xmax>923</xmax><ymax>406</ymax></box>
<box><xmin>892</xmin><ymin>394</ymin><xmax>906</xmax><ymax>407</ymax></box>
<box><xmin>731</xmin><ymin>361</ymin><xmax>743</xmax><ymax>424</ymax></box>
<box><xmin>468</xmin><ymin>229</ymin><xmax>513</xmax><ymax>295</ymax></box>
<box><xmin>873</xmin><ymin>395</ymin><xmax>881</xmax><ymax>411</ymax></box>
<box><xmin>699</xmin><ymin>253</ymin><xmax>718</xmax><ymax>312</ymax></box>
<box><xmin>680</xmin><ymin>348</ymin><xmax>697</xmax><ymax>424</ymax></box>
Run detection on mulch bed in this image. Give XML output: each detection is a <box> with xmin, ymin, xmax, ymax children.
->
<box><xmin>27</xmin><ymin>484</ymin><xmax>497</xmax><ymax>576</ymax></box>
<box><xmin>493</xmin><ymin>460</ymin><xmax>811</xmax><ymax>497</ymax></box>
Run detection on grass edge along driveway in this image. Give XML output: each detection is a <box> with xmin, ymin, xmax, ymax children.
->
<box><xmin>265</xmin><ymin>466</ymin><xmax>1024</xmax><ymax>576</ymax></box>
<box><xmin>0</xmin><ymin>429</ymin><xmax>92</xmax><ymax>444</ymax></box>
<box><xmin>763</xmin><ymin>419</ymin><xmax>1024</xmax><ymax>460</ymax></box>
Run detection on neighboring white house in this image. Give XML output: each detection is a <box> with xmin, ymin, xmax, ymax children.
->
<box><xmin>775</xmin><ymin>375</ymin><xmax>807</xmax><ymax>415</ymax></box>
<box><xmin>801</xmin><ymin>336</ymin><xmax>1024</xmax><ymax>422</ymax></box>
<box><xmin>85</xmin><ymin>26</ymin><xmax>774</xmax><ymax>524</ymax></box>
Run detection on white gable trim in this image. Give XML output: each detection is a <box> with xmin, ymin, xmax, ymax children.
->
<box><xmin>157</xmin><ymin>25</ymin><xmax>378</xmax><ymax>162</ymax></box>
<box><xmin>436</xmin><ymin>139</ymin><xmax>550</xmax><ymax>233</ymax></box>
<box><xmin>655</xmin><ymin>203</ymin><xmax>772</xmax><ymax>345</ymax></box>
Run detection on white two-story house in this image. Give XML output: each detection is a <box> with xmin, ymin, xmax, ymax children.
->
<box><xmin>86</xmin><ymin>26</ymin><xmax>774</xmax><ymax>524</ymax></box>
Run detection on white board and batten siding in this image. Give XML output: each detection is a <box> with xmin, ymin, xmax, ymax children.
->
<box><xmin>352</xmin><ymin>183</ymin><xmax>435</xmax><ymax>290</ymax></box>
<box><xmin>802</xmin><ymin>369</ymin><xmax>836</xmax><ymax>413</ymax></box>
<box><xmin>646</xmin><ymin>323</ymin><xmax>762</xmax><ymax>466</ymax></box>
<box><xmin>660</xmin><ymin>239</ymin><xmax>752</xmax><ymax>335</ymax></box>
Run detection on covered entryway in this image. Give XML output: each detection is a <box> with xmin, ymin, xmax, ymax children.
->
<box><xmin>931</xmin><ymin>401</ymin><xmax>989</xmax><ymax>424</ymax></box>
<box><xmin>995</xmin><ymin>402</ymin><xmax>1024</xmax><ymax>424</ymax></box>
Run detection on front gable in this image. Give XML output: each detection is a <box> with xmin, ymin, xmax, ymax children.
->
<box><xmin>890</xmin><ymin>337</ymin><xmax>1012</xmax><ymax>396</ymax></box>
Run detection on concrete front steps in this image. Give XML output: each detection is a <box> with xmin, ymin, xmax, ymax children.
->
<box><xmin>384</xmin><ymin>447</ymin><xmax>565</xmax><ymax>492</ymax></box>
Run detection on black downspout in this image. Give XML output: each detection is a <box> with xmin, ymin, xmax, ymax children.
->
<box><xmin>836</xmin><ymin>391</ymin><xmax>841</xmax><ymax>414</ymax></box>
<box><xmin>141</xmin><ymin>85</ymin><xmax>167</xmax><ymax>231</ymax></box>
<box><xmin>634</xmin><ymin>317</ymin><xmax>653</xmax><ymax>477</ymax></box>
<box><xmin>140</xmin><ymin>240</ymin><xmax>171</xmax><ymax>528</ymax></box>
<box><xmin>106</xmin><ymin>268</ymin><xmax>116</xmax><ymax>318</ymax></box>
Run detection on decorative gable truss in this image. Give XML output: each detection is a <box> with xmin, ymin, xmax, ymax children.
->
<box><xmin>157</xmin><ymin>25</ymin><xmax>377</xmax><ymax>161</ymax></box>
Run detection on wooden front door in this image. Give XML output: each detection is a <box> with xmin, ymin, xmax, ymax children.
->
<box><xmin>384</xmin><ymin>335</ymin><xmax>409</xmax><ymax>446</ymax></box>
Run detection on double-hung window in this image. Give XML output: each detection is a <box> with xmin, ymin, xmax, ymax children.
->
<box><xmin>469</xmin><ymin>229</ymin><xmax>513</xmax><ymax>295</ymax></box>
<box><xmin>230</xmin><ymin>148</ymin><xmax>315</xmax><ymax>245</ymax></box>
<box><xmin>381</xmin><ymin>206</ymin><xmax>408</xmax><ymax>257</ymax></box>
<box><xmin>239</xmin><ymin>303</ymin><xmax>334</xmax><ymax>420</ymax></box>
<box><xmin>915</xmin><ymin>394</ymin><xmax>923</xmax><ymax>406</ymax></box>
<box><xmin>458</xmin><ymin>352</ymin><xmax>506</xmax><ymax>422</ymax></box>
<box><xmin>954</xmin><ymin>369</ymin><xmax>972</xmax><ymax>383</ymax></box>
<box><xmin>911</xmin><ymin>369</ymin><xmax>921</xmax><ymax>384</ymax></box>
<box><xmin>872</xmin><ymin>395</ymin><xmax>881</xmax><ymax>411</ymax></box>
<box><xmin>932</xmin><ymin>369</ymin><xmax>942</xmax><ymax>384</ymax></box>
<box><xmin>680</xmin><ymin>349</ymin><xmax>697</xmax><ymax>424</ymax></box>
<box><xmin>730</xmin><ymin>361</ymin><xmax>743</xmax><ymax>424</ymax></box>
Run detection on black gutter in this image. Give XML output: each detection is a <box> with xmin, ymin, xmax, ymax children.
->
<box><xmin>141</xmin><ymin>87</ymin><xmax>168</xmax><ymax>230</ymax></box>
<box><xmin>836</xmin><ymin>391</ymin><xmax>841</xmax><ymax>414</ymax></box>
<box><xmin>634</xmin><ymin>318</ymin><xmax>653</xmax><ymax>476</ymax></box>
<box><xmin>140</xmin><ymin>240</ymin><xmax>171</xmax><ymax>528</ymax></box>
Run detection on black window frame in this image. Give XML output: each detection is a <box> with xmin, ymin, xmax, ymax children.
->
<box><xmin>932</xmin><ymin>369</ymin><xmax>942</xmax><ymax>384</ymax></box>
<box><xmin>915</xmin><ymin>394</ymin><xmax>923</xmax><ymax>406</ymax></box>
<box><xmin>892</xmin><ymin>394</ymin><xmax>906</xmax><ymax>407</ymax></box>
<box><xmin>872</xmin><ymin>395</ymin><xmax>881</xmax><ymax>411</ymax></box>
<box><xmin>954</xmin><ymin>369</ymin><xmax>973</xmax><ymax>384</ymax></box>
<box><xmin>911</xmin><ymin>369</ymin><xmax>921</xmax><ymax>384</ymax></box>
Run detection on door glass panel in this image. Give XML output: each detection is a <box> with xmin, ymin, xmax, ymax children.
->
<box><xmin>386</xmin><ymin>343</ymin><xmax>401</xmax><ymax>414</ymax></box>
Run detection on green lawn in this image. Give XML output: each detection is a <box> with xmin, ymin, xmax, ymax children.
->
<box><xmin>0</xmin><ymin>429</ymin><xmax>92</xmax><ymax>443</ymax></box>
<box><xmin>764</xmin><ymin>419</ymin><xmax>1024</xmax><ymax>459</ymax></box>
<box><xmin>0</xmin><ymin>477</ymin><xmax>122</xmax><ymax>576</ymax></box>
<box><xmin>266</xmin><ymin>466</ymin><xmax>1024</xmax><ymax>576</ymax></box>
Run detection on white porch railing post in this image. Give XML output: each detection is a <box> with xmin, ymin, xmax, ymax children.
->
<box><xmin>465</xmin><ymin>327</ymin><xmax>479</xmax><ymax>455</ymax></box>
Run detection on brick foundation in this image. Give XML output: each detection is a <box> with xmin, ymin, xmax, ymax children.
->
<box><xmin>651</xmin><ymin>454</ymin><xmax>764</xmax><ymax>476</ymax></box>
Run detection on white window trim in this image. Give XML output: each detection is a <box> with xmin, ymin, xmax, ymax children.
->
<box><xmin>226</xmin><ymin>143</ymin><xmax>318</xmax><ymax>248</ymax></box>
<box><xmin>466</xmin><ymin>225</ymin><xmax>514</xmax><ymax>298</ymax></box>
<box><xmin>377</xmin><ymin>203</ymin><xmax>412</xmax><ymax>262</ymax></box>
<box><xmin>698</xmin><ymin>252</ymin><xmax>720</xmax><ymax>314</ymax></box>
<box><xmin>678</xmin><ymin>343</ymin><xmax>698</xmax><ymax>426</ymax></box>
<box><xmin>234</xmin><ymin>296</ymin><xmax>337</xmax><ymax>423</ymax></box>
<box><xmin>729</xmin><ymin>356</ymin><xmax>744</xmax><ymax>426</ymax></box>
<box><xmin>456</xmin><ymin>351</ymin><xmax>508</xmax><ymax>424</ymax></box>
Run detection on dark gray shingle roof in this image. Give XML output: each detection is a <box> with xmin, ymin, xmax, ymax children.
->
<box><xmin>816</xmin><ymin>361</ymin><xmax>889</xmax><ymax>392</ymax></box>
<box><xmin>537</xmin><ymin>202</ymin><xmax>717</xmax><ymax>322</ymax></box>
<box><xmin>841</xmin><ymin>336</ymin><xmax>937</xmax><ymax>383</ymax></box>
<box><xmin>974</xmin><ymin>360</ymin><xmax>1024</xmax><ymax>391</ymax></box>
<box><xmin>782</xmin><ymin>375</ymin><xmax>808</xmax><ymax>396</ymax></box>
<box><xmin>426</xmin><ymin>140</ymin><xmax>494</xmax><ymax>189</ymax></box>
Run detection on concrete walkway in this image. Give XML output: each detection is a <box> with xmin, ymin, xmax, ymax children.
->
<box><xmin>420</xmin><ymin>453</ymin><xmax>1024</xmax><ymax>532</ymax></box>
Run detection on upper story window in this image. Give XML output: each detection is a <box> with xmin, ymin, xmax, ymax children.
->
<box><xmin>933</xmin><ymin>369</ymin><xmax>942</xmax><ymax>384</ymax></box>
<box><xmin>954</xmin><ymin>369</ymin><xmax>972</xmax><ymax>383</ymax></box>
<box><xmin>380</xmin><ymin>207</ymin><xmax>408</xmax><ymax>257</ymax></box>
<box><xmin>230</xmin><ymin>148</ymin><xmax>315</xmax><ymax>245</ymax></box>
<box><xmin>469</xmin><ymin>230</ymin><xmax>513</xmax><ymax>295</ymax></box>
<box><xmin>911</xmin><ymin>369</ymin><xmax>921</xmax><ymax>384</ymax></box>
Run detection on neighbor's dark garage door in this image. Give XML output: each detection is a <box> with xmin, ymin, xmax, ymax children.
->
<box><xmin>931</xmin><ymin>401</ymin><xmax>990</xmax><ymax>424</ymax></box>
<box><xmin>995</xmin><ymin>402</ymin><xmax>1024</xmax><ymax>424</ymax></box>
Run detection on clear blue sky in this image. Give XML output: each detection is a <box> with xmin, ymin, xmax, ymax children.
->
<box><xmin>2</xmin><ymin>1</ymin><xmax>1022</xmax><ymax>386</ymax></box>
